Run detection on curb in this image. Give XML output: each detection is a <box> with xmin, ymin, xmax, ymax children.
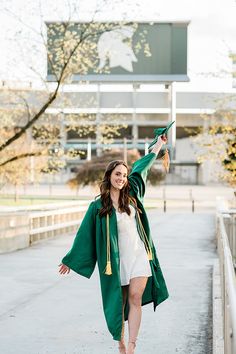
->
<box><xmin>213</xmin><ymin>258</ymin><xmax>224</xmax><ymax>354</ymax></box>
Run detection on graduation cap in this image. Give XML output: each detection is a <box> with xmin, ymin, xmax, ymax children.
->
<box><xmin>148</xmin><ymin>121</ymin><xmax>175</xmax><ymax>173</ymax></box>
<box><xmin>148</xmin><ymin>121</ymin><xmax>175</xmax><ymax>150</ymax></box>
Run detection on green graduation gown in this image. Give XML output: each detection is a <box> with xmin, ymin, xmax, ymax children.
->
<box><xmin>61</xmin><ymin>152</ymin><xmax>169</xmax><ymax>341</ymax></box>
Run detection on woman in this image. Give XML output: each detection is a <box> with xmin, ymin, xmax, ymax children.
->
<box><xmin>59</xmin><ymin>134</ymin><xmax>169</xmax><ymax>354</ymax></box>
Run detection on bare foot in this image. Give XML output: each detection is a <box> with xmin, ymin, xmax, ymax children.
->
<box><xmin>127</xmin><ymin>341</ymin><xmax>136</xmax><ymax>354</ymax></box>
<box><xmin>118</xmin><ymin>339</ymin><xmax>126</xmax><ymax>354</ymax></box>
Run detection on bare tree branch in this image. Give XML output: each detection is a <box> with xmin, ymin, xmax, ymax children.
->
<box><xmin>0</xmin><ymin>4</ymin><xmax>137</xmax><ymax>172</ymax></box>
<box><xmin>0</xmin><ymin>151</ymin><xmax>43</xmax><ymax>168</ymax></box>
<box><xmin>0</xmin><ymin>83</ymin><xmax>60</xmax><ymax>152</ymax></box>
<box><xmin>0</xmin><ymin>23</ymin><xmax>87</xmax><ymax>151</ymax></box>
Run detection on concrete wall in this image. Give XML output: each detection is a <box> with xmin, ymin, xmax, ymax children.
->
<box><xmin>0</xmin><ymin>213</ymin><xmax>30</xmax><ymax>253</ymax></box>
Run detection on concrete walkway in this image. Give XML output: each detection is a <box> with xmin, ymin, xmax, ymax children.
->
<box><xmin>0</xmin><ymin>210</ymin><xmax>217</xmax><ymax>354</ymax></box>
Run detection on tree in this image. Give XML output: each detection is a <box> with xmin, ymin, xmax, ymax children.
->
<box><xmin>68</xmin><ymin>149</ymin><xmax>165</xmax><ymax>190</ymax></box>
<box><xmin>222</xmin><ymin>139</ymin><xmax>236</xmax><ymax>186</ymax></box>
<box><xmin>0</xmin><ymin>1</ymin><xmax>151</xmax><ymax>184</ymax></box>
<box><xmin>192</xmin><ymin>101</ymin><xmax>236</xmax><ymax>187</ymax></box>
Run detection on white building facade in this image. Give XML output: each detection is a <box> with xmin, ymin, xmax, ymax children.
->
<box><xmin>1</xmin><ymin>0</ymin><xmax>236</xmax><ymax>185</ymax></box>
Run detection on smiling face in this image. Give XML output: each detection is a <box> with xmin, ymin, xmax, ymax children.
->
<box><xmin>110</xmin><ymin>164</ymin><xmax>128</xmax><ymax>190</ymax></box>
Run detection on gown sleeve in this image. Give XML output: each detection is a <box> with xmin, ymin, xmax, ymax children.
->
<box><xmin>61</xmin><ymin>201</ymin><xmax>97</xmax><ymax>279</ymax></box>
<box><xmin>128</xmin><ymin>152</ymin><xmax>157</xmax><ymax>200</ymax></box>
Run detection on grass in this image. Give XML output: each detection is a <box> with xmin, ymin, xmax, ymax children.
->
<box><xmin>0</xmin><ymin>195</ymin><xmax>161</xmax><ymax>207</ymax></box>
<box><xmin>0</xmin><ymin>195</ymin><xmax>91</xmax><ymax>206</ymax></box>
<box><xmin>0</xmin><ymin>198</ymin><xmax>67</xmax><ymax>206</ymax></box>
<box><xmin>0</xmin><ymin>195</ymin><xmax>201</xmax><ymax>210</ymax></box>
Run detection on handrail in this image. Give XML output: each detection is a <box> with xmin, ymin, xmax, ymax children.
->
<box><xmin>0</xmin><ymin>200</ymin><xmax>88</xmax><ymax>213</ymax></box>
<box><xmin>28</xmin><ymin>205</ymin><xmax>88</xmax><ymax>244</ymax></box>
<box><xmin>217</xmin><ymin>213</ymin><xmax>236</xmax><ymax>353</ymax></box>
<box><xmin>0</xmin><ymin>203</ymin><xmax>88</xmax><ymax>253</ymax></box>
<box><xmin>29</xmin><ymin>205</ymin><xmax>86</xmax><ymax>218</ymax></box>
<box><xmin>29</xmin><ymin>218</ymin><xmax>83</xmax><ymax>235</ymax></box>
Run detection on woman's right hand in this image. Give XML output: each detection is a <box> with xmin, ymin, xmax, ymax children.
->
<box><xmin>58</xmin><ymin>263</ymin><xmax>70</xmax><ymax>275</ymax></box>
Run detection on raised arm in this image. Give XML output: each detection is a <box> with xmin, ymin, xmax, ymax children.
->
<box><xmin>150</xmin><ymin>135</ymin><xmax>167</xmax><ymax>154</ymax></box>
<box><xmin>128</xmin><ymin>136</ymin><xmax>167</xmax><ymax>200</ymax></box>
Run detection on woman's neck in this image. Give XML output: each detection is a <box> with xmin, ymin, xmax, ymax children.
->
<box><xmin>110</xmin><ymin>187</ymin><xmax>120</xmax><ymax>205</ymax></box>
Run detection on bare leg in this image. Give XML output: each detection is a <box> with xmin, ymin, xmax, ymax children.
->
<box><xmin>118</xmin><ymin>285</ymin><xmax>128</xmax><ymax>353</ymax></box>
<box><xmin>127</xmin><ymin>277</ymin><xmax>148</xmax><ymax>354</ymax></box>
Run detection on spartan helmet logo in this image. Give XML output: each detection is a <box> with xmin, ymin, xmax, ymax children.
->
<box><xmin>97</xmin><ymin>26</ymin><xmax>138</xmax><ymax>72</ymax></box>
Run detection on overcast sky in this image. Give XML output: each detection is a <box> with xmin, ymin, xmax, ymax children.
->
<box><xmin>0</xmin><ymin>0</ymin><xmax>236</xmax><ymax>90</ymax></box>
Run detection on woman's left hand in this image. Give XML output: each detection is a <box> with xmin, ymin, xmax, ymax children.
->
<box><xmin>157</xmin><ymin>135</ymin><xmax>167</xmax><ymax>146</ymax></box>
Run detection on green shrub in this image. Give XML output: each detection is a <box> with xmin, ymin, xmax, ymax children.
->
<box><xmin>68</xmin><ymin>149</ymin><xmax>165</xmax><ymax>189</ymax></box>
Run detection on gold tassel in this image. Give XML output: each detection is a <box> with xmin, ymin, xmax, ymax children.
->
<box><xmin>162</xmin><ymin>148</ymin><xmax>170</xmax><ymax>173</ymax></box>
<box><xmin>147</xmin><ymin>249</ymin><xmax>153</xmax><ymax>261</ymax></box>
<box><xmin>136</xmin><ymin>211</ymin><xmax>153</xmax><ymax>261</ymax></box>
<box><xmin>105</xmin><ymin>261</ymin><xmax>112</xmax><ymax>275</ymax></box>
<box><xmin>104</xmin><ymin>213</ymin><xmax>112</xmax><ymax>275</ymax></box>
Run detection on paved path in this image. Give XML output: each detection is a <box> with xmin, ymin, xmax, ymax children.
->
<box><xmin>0</xmin><ymin>210</ymin><xmax>217</xmax><ymax>354</ymax></box>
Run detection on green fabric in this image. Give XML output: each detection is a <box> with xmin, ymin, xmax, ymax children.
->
<box><xmin>148</xmin><ymin>121</ymin><xmax>175</xmax><ymax>149</ymax></box>
<box><xmin>62</xmin><ymin>152</ymin><xmax>169</xmax><ymax>341</ymax></box>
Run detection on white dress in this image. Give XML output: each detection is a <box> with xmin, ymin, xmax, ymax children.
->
<box><xmin>116</xmin><ymin>205</ymin><xmax>152</xmax><ymax>286</ymax></box>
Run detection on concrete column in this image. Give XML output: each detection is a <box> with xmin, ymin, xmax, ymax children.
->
<box><xmin>25</xmin><ymin>126</ymin><xmax>34</xmax><ymax>184</ymax></box>
<box><xmin>123</xmin><ymin>137</ymin><xmax>127</xmax><ymax>163</ymax></box>
<box><xmin>168</xmin><ymin>82</ymin><xmax>176</xmax><ymax>159</ymax></box>
<box><xmin>132</xmin><ymin>84</ymin><xmax>138</xmax><ymax>148</ymax></box>
<box><xmin>60</xmin><ymin>113</ymin><xmax>67</xmax><ymax>183</ymax></box>
<box><xmin>96</xmin><ymin>84</ymin><xmax>102</xmax><ymax>156</ymax></box>
<box><xmin>87</xmin><ymin>138</ymin><xmax>92</xmax><ymax>161</ymax></box>
<box><xmin>0</xmin><ymin>213</ymin><xmax>30</xmax><ymax>253</ymax></box>
<box><xmin>60</xmin><ymin>113</ymin><xmax>66</xmax><ymax>147</ymax></box>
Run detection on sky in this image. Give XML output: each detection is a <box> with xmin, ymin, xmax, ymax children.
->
<box><xmin>0</xmin><ymin>0</ymin><xmax>236</xmax><ymax>91</ymax></box>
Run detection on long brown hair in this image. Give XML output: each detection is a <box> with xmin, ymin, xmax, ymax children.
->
<box><xmin>99</xmin><ymin>160</ymin><xmax>138</xmax><ymax>217</ymax></box>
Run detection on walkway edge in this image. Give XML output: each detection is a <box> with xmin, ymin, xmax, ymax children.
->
<box><xmin>213</xmin><ymin>258</ymin><xmax>224</xmax><ymax>354</ymax></box>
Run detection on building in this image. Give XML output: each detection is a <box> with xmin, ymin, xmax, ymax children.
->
<box><xmin>1</xmin><ymin>0</ymin><xmax>236</xmax><ymax>185</ymax></box>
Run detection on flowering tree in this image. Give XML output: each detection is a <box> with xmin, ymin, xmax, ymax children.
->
<box><xmin>193</xmin><ymin>99</ymin><xmax>236</xmax><ymax>187</ymax></box>
<box><xmin>0</xmin><ymin>1</ymin><xmax>150</xmax><ymax>186</ymax></box>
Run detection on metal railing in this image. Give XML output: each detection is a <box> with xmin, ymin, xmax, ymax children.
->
<box><xmin>216</xmin><ymin>211</ymin><xmax>236</xmax><ymax>354</ymax></box>
<box><xmin>222</xmin><ymin>212</ymin><xmax>236</xmax><ymax>267</ymax></box>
